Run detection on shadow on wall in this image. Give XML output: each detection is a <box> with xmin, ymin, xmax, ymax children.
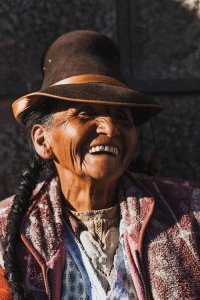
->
<box><xmin>0</xmin><ymin>0</ymin><xmax>117</xmax><ymax>95</ymax></box>
<box><xmin>1</xmin><ymin>0</ymin><xmax>200</xmax><ymax>199</ymax></box>
<box><xmin>116</xmin><ymin>0</ymin><xmax>200</xmax><ymax>181</ymax></box>
<box><xmin>117</xmin><ymin>0</ymin><xmax>200</xmax><ymax>92</ymax></box>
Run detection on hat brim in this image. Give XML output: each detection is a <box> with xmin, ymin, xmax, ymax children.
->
<box><xmin>13</xmin><ymin>83</ymin><xmax>162</xmax><ymax>125</ymax></box>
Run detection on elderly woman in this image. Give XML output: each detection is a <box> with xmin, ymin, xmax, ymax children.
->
<box><xmin>0</xmin><ymin>30</ymin><xmax>200</xmax><ymax>300</ymax></box>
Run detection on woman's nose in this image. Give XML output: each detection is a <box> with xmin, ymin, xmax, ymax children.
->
<box><xmin>95</xmin><ymin>116</ymin><xmax>120</xmax><ymax>137</ymax></box>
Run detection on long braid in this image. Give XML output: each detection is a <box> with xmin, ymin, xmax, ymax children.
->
<box><xmin>3</xmin><ymin>153</ymin><xmax>43</xmax><ymax>300</ymax></box>
<box><xmin>3</xmin><ymin>98</ymin><xmax>61</xmax><ymax>299</ymax></box>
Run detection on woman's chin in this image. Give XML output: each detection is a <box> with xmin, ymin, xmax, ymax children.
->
<box><xmin>82</xmin><ymin>153</ymin><xmax>129</xmax><ymax>181</ymax></box>
<box><xmin>84</xmin><ymin>166</ymin><xmax>124</xmax><ymax>182</ymax></box>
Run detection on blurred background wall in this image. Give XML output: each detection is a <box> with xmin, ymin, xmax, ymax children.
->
<box><xmin>1</xmin><ymin>0</ymin><xmax>200</xmax><ymax>198</ymax></box>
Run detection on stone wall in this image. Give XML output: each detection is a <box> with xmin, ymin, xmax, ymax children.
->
<box><xmin>0</xmin><ymin>0</ymin><xmax>116</xmax><ymax>95</ymax></box>
<box><xmin>116</xmin><ymin>0</ymin><xmax>200</xmax><ymax>92</ymax></box>
<box><xmin>116</xmin><ymin>0</ymin><xmax>200</xmax><ymax>181</ymax></box>
<box><xmin>139</xmin><ymin>94</ymin><xmax>200</xmax><ymax>180</ymax></box>
<box><xmin>1</xmin><ymin>0</ymin><xmax>200</xmax><ymax>199</ymax></box>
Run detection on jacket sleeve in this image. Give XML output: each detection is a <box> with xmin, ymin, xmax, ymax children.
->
<box><xmin>0</xmin><ymin>197</ymin><xmax>14</xmax><ymax>300</ymax></box>
<box><xmin>0</xmin><ymin>267</ymin><xmax>12</xmax><ymax>300</ymax></box>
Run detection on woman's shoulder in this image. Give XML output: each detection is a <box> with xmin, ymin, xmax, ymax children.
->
<box><xmin>0</xmin><ymin>196</ymin><xmax>14</xmax><ymax>209</ymax></box>
<box><xmin>127</xmin><ymin>171</ymin><xmax>200</xmax><ymax>190</ymax></box>
<box><xmin>0</xmin><ymin>196</ymin><xmax>14</xmax><ymax>269</ymax></box>
<box><xmin>0</xmin><ymin>196</ymin><xmax>14</xmax><ymax>239</ymax></box>
<box><xmin>143</xmin><ymin>174</ymin><xmax>199</xmax><ymax>188</ymax></box>
<box><xmin>0</xmin><ymin>196</ymin><xmax>14</xmax><ymax>216</ymax></box>
<box><xmin>126</xmin><ymin>171</ymin><xmax>200</xmax><ymax>204</ymax></box>
<box><xmin>125</xmin><ymin>172</ymin><xmax>200</xmax><ymax>216</ymax></box>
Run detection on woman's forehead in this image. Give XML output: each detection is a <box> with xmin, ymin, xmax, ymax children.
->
<box><xmin>56</xmin><ymin>100</ymin><xmax>131</xmax><ymax>112</ymax></box>
<box><xmin>49</xmin><ymin>100</ymin><xmax>133</xmax><ymax>125</ymax></box>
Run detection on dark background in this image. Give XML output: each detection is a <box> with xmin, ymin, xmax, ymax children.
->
<box><xmin>1</xmin><ymin>0</ymin><xmax>200</xmax><ymax>198</ymax></box>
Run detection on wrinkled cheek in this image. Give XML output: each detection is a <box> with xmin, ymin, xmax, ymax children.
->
<box><xmin>68</xmin><ymin>145</ymin><xmax>80</xmax><ymax>172</ymax></box>
<box><xmin>81</xmin><ymin>156</ymin><xmax>113</xmax><ymax>179</ymax></box>
<box><xmin>81</xmin><ymin>155</ymin><xmax>93</xmax><ymax>172</ymax></box>
<box><xmin>68</xmin><ymin>146</ymin><xmax>87</xmax><ymax>176</ymax></box>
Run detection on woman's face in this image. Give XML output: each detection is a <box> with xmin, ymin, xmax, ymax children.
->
<box><xmin>35</xmin><ymin>102</ymin><xmax>137</xmax><ymax>181</ymax></box>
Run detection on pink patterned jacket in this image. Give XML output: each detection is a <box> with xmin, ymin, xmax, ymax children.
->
<box><xmin>0</xmin><ymin>172</ymin><xmax>200</xmax><ymax>300</ymax></box>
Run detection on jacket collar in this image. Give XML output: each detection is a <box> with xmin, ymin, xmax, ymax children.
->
<box><xmin>119</xmin><ymin>172</ymin><xmax>155</xmax><ymax>254</ymax></box>
<box><xmin>19</xmin><ymin>172</ymin><xmax>155</xmax><ymax>299</ymax></box>
<box><xmin>20</xmin><ymin>176</ymin><xmax>65</xmax><ymax>300</ymax></box>
<box><xmin>20</xmin><ymin>172</ymin><xmax>155</xmax><ymax>255</ymax></box>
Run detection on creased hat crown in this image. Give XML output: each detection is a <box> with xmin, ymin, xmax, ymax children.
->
<box><xmin>42</xmin><ymin>30</ymin><xmax>125</xmax><ymax>88</ymax></box>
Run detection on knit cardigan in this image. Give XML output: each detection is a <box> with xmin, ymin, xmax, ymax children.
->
<box><xmin>0</xmin><ymin>172</ymin><xmax>200</xmax><ymax>300</ymax></box>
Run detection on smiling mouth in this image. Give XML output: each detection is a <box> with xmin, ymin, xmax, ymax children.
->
<box><xmin>88</xmin><ymin>145</ymin><xmax>119</xmax><ymax>155</ymax></box>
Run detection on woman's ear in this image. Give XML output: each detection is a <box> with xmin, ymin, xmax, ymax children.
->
<box><xmin>31</xmin><ymin>125</ymin><xmax>53</xmax><ymax>160</ymax></box>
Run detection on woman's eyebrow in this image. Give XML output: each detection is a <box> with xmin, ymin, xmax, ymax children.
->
<box><xmin>77</xmin><ymin>104</ymin><xmax>95</xmax><ymax>109</ymax></box>
<box><xmin>55</xmin><ymin>108</ymin><xmax>77</xmax><ymax>126</ymax></box>
<box><xmin>76</xmin><ymin>105</ymin><xmax>97</xmax><ymax>114</ymax></box>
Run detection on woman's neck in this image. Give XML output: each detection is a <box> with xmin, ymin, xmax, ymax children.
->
<box><xmin>57</xmin><ymin>169</ymin><xmax>119</xmax><ymax>212</ymax></box>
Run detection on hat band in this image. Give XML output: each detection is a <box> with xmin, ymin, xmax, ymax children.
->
<box><xmin>51</xmin><ymin>74</ymin><xmax>127</xmax><ymax>88</ymax></box>
<box><xmin>12</xmin><ymin>74</ymin><xmax>128</xmax><ymax>120</ymax></box>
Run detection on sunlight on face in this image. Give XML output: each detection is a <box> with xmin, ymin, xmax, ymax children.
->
<box><xmin>43</xmin><ymin>102</ymin><xmax>137</xmax><ymax>181</ymax></box>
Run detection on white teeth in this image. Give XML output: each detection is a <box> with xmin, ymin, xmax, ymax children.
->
<box><xmin>89</xmin><ymin>145</ymin><xmax>119</xmax><ymax>155</ymax></box>
<box><xmin>114</xmin><ymin>148</ymin><xmax>119</xmax><ymax>155</ymax></box>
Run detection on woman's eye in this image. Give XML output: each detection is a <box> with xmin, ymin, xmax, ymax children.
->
<box><xmin>78</xmin><ymin>110</ymin><xmax>94</xmax><ymax>119</ymax></box>
<box><xmin>78</xmin><ymin>111</ymin><xmax>89</xmax><ymax>117</ymax></box>
<box><xmin>77</xmin><ymin>106</ymin><xmax>96</xmax><ymax>119</ymax></box>
<box><xmin>115</xmin><ymin>109</ymin><xmax>134</xmax><ymax>124</ymax></box>
<box><xmin>116</xmin><ymin>110</ymin><xmax>128</xmax><ymax>121</ymax></box>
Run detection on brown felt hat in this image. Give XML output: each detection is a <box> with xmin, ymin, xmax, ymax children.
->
<box><xmin>12</xmin><ymin>30</ymin><xmax>162</xmax><ymax>125</ymax></box>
